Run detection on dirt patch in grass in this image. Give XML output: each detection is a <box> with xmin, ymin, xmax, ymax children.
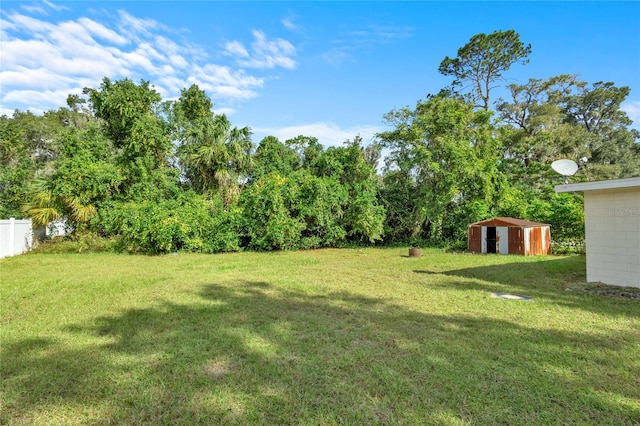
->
<box><xmin>204</xmin><ymin>360</ymin><xmax>232</xmax><ymax>380</ymax></box>
<box><xmin>583</xmin><ymin>284</ymin><xmax>640</xmax><ymax>300</ymax></box>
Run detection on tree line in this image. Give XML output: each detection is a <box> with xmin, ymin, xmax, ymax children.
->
<box><xmin>1</xmin><ymin>30</ymin><xmax>638</xmax><ymax>253</ymax></box>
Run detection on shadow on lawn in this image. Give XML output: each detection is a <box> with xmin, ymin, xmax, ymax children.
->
<box><xmin>414</xmin><ymin>255</ymin><xmax>640</xmax><ymax>318</ymax></box>
<box><xmin>3</xmin><ymin>278</ymin><xmax>639</xmax><ymax>424</ymax></box>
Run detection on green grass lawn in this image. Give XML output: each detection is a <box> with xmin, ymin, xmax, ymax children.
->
<box><xmin>1</xmin><ymin>248</ymin><xmax>639</xmax><ymax>425</ymax></box>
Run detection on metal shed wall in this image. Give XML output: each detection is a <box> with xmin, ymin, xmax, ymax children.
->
<box><xmin>468</xmin><ymin>226</ymin><xmax>482</xmax><ymax>253</ymax></box>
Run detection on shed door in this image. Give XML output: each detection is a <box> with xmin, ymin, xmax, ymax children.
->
<box><xmin>496</xmin><ymin>226</ymin><xmax>509</xmax><ymax>254</ymax></box>
<box><xmin>468</xmin><ymin>226</ymin><xmax>482</xmax><ymax>252</ymax></box>
<box><xmin>486</xmin><ymin>227</ymin><xmax>497</xmax><ymax>253</ymax></box>
<box><xmin>509</xmin><ymin>227</ymin><xmax>523</xmax><ymax>255</ymax></box>
<box><xmin>481</xmin><ymin>227</ymin><xmax>487</xmax><ymax>253</ymax></box>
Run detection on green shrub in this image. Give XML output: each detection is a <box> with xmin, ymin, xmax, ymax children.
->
<box><xmin>99</xmin><ymin>192</ymin><xmax>240</xmax><ymax>254</ymax></box>
<box><xmin>549</xmin><ymin>192</ymin><xmax>585</xmax><ymax>241</ymax></box>
<box><xmin>240</xmin><ymin>171</ymin><xmax>353</xmax><ymax>250</ymax></box>
<box><xmin>239</xmin><ymin>173</ymin><xmax>306</xmax><ymax>250</ymax></box>
<box><xmin>30</xmin><ymin>232</ymin><xmax>116</xmax><ymax>254</ymax></box>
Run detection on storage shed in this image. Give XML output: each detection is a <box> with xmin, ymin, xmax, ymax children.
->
<box><xmin>468</xmin><ymin>217</ymin><xmax>551</xmax><ymax>255</ymax></box>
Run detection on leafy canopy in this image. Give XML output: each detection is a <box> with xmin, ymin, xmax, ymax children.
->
<box><xmin>439</xmin><ymin>29</ymin><xmax>532</xmax><ymax>110</ymax></box>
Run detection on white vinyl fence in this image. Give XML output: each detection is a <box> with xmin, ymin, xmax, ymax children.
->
<box><xmin>0</xmin><ymin>218</ymin><xmax>33</xmax><ymax>259</ymax></box>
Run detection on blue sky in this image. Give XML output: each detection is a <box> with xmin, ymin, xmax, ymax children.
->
<box><xmin>1</xmin><ymin>1</ymin><xmax>639</xmax><ymax>146</ymax></box>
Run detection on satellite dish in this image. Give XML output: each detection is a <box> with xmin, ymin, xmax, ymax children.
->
<box><xmin>551</xmin><ymin>159</ymin><xmax>579</xmax><ymax>184</ymax></box>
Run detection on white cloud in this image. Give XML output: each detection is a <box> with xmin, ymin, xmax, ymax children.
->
<box><xmin>213</xmin><ymin>107</ymin><xmax>236</xmax><ymax>116</ymax></box>
<box><xmin>622</xmin><ymin>100</ymin><xmax>640</xmax><ymax>129</ymax></box>
<box><xmin>282</xmin><ymin>17</ymin><xmax>298</xmax><ymax>30</ymax></box>
<box><xmin>2</xmin><ymin>88</ymin><xmax>78</xmax><ymax>111</ymax></box>
<box><xmin>253</xmin><ymin>122</ymin><xmax>382</xmax><ymax>147</ymax></box>
<box><xmin>119</xmin><ymin>50</ymin><xmax>157</xmax><ymax>74</ymax></box>
<box><xmin>21</xmin><ymin>0</ymin><xmax>69</xmax><ymax>15</ymax></box>
<box><xmin>78</xmin><ymin>17</ymin><xmax>128</xmax><ymax>45</ymax></box>
<box><xmin>19</xmin><ymin>4</ymin><xmax>48</xmax><ymax>15</ymax></box>
<box><xmin>154</xmin><ymin>35</ymin><xmax>185</xmax><ymax>57</ymax></box>
<box><xmin>226</xmin><ymin>30</ymin><xmax>297</xmax><ymax>70</ymax></box>
<box><xmin>321</xmin><ymin>23</ymin><xmax>414</xmax><ymax>66</ymax></box>
<box><xmin>1</xmin><ymin>107</ymin><xmax>17</xmax><ymax>117</ymax></box>
<box><xmin>246</xmin><ymin>30</ymin><xmax>297</xmax><ymax>69</ymax></box>
<box><xmin>191</xmin><ymin>64</ymin><xmax>263</xmax><ymax>98</ymax></box>
<box><xmin>155</xmin><ymin>75</ymin><xmax>186</xmax><ymax>99</ymax></box>
<box><xmin>348</xmin><ymin>24</ymin><xmax>414</xmax><ymax>41</ymax></box>
<box><xmin>43</xmin><ymin>0</ymin><xmax>70</xmax><ymax>12</ymax></box>
<box><xmin>1</xmin><ymin>68</ymin><xmax>78</xmax><ymax>90</ymax></box>
<box><xmin>116</xmin><ymin>10</ymin><xmax>162</xmax><ymax>41</ymax></box>
<box><xmin>321</xmin><ymin>47</ymin><xmax>352</xmax><ymax>66</ymax></box>
<box><xmin>212</xmin><ymin>85</ymin><xmax>259</xmax><ymax>100</ymax></box>
<box><xmin>224</xmin><ymin>41</ymin><xmax>249</xmax><ymax>58</ymax></box>
<box><xmin>5</xmin><ymin>11</ymin><xmax>54</xmax><ymax>34</ymax></box>
<box><xmin>0</xmin><ymin>6</ymin><xmax>290</xmax><ymax>116</ymax></box>
<box><xmin>135</xmin><ymin>42</ymin><xmax>165</xmax><ymax>63</ymax></box>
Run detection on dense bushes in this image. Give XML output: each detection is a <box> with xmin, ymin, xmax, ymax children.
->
<box><xmin>99</xmin><ymin>192</ymin><xmax>241</xmax><ymax>254</ymax></box>
<box><xmin>97</xmin><ymin>167</ymin><xmax>385</xmax><ymax>253</ymax></box>
<box><xmin>240</xmin><ymin>171</ymin><xmax>347</xmax><ymax>250</ymax></box>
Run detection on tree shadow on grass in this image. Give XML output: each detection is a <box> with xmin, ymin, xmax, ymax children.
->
<box><xmin>414</xmin><ymin>255</ymin><xmax>640</xmax><ymax>318</ymax></box>
<box><xmin>2</xmin><ymin>279</ymin><xmax>639</xmax><ymax>424</ymax></box>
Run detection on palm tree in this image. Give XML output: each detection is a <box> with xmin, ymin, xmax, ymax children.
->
<box><xmin>22</xmin><ymin>178</ymin><xmax>61</xmax><ymax>228</ymax></box>
<box><xmin>179</xmin><ymin>114</ymin><xmax>253</xmax><ymax>205</ymax></box>
<box><xmin>23</xmin><ymin>177</ymin><xmax>97</xmax><ymax>232</ymax></box>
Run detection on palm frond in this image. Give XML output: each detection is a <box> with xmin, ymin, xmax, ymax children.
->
<box><xmin>66</xmin><ymin>197</ymin><xmax>97</xmax><ymax>224</ymax></box>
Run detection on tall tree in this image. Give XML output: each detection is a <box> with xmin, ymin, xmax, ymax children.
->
<box><xmin>21</xmin><ymin>120</ymin><xmax>122</xmax><ymax>231</ymax></box>
<box><xmin>82</xmin><ymin>77</ymin><xmax>173</xmax><ymax>196</ymax></box>
<box><xmin>252</xmin><ymin>136</ymin><xmax>299</xmax><ymax>181</ymax></box>
<box><xmin>1</xmin><ymin>114</ymin><xmax>38</xmax><ymax>219</ymax></box>
<box><xmin>496</xmin><ymin>75</ymin><xmax>590</xmax><ymax>189</ymax></box>
<box><xmin>1</xmin><ymin>106</ymin><xmax>99</xmax><ymax>220</ymax></box>
<box><xmin>83</xmin><ymin>78</ymin><xmax>162</xmax><ymax>149</ymax></box>
<box><xmin>560</xmin><ymin>81</ymin><xmax>640</xmax><ymax>178</ymax></box>
<box><xmin>178</xmin><ymin>84</ymin><xmax>214</xmax><ymax>123</ymax></box>
<box><xmin>497</xmin><ymin>76</ymin><xmax>640</xmax><ymax>184</ymax></box>
<box><xmin>378</xmin><ymin>96</ymin><xmax>503</xmax><ymax>243</ymax></box>
<box><xmin>439</xmin><ymin>29</ymin><xmax>532</xmax><ymax>110</ymax></box>
<box><xmin>313</xmin><ymin>144</ymin><xmax>386</xmax><ymax>243</ymax></box>
<box><xmin>343</xmin><ymin>135</ymin><xmax>383</xmax><ymax>172</ymax></box>
<box><xmin>285</xmin><ymin>135</ymin><xmax>324</xmax><ymax>169</ymax></box>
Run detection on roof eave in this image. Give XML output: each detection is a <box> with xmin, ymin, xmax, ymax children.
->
<box><xmin>556</xmin><ymin>177</ymin><xmax>640</xmax><ymax>193</ymax></box>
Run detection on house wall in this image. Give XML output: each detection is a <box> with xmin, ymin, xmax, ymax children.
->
<box><xmin>584</xmin><ymin>187</ymin><xmax>640</xmax><ymax>288</ymax></box>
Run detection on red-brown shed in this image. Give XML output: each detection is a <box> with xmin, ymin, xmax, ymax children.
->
<box><xmin>468</xmin><ymin>217</ymin><xmax>551</xmax><ymax>255</ymax></box>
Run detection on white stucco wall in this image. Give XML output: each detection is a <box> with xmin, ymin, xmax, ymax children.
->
<box><xmin>583</xmin><ymin>187</ymin><xmax>640</xmax><ymax>288</ymax></box>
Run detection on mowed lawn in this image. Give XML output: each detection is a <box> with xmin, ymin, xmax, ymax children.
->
<box><xmin>1</xmin><ymin>248</ymin><xmax>639</xmax><ymax>425</ymax></box>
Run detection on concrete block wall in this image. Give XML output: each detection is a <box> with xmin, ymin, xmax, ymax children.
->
<box><xmin>584</xmin><ymin>187</ymin><xmax>640</xmax><ymax>288</ymax></box>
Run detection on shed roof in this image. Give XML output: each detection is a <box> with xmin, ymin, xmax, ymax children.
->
<box><xmin>469</xmin><ymin>217</ymin><xmax>550</xmax><ymax>228</ymax></box>
<box><xmin>555</xmin><ymin>177</ymin><xmax>640</xmax><ymax>193</ymax></box>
